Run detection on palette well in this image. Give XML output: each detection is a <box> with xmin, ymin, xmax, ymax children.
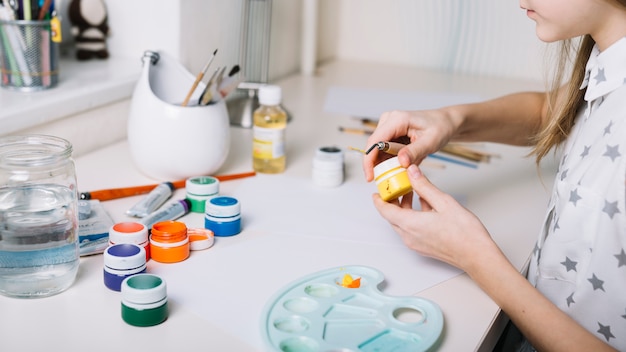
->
<box><xmin>261</xmin><ymin>265</ymin><xmax>444</xmax><ymax>352</ymax></box>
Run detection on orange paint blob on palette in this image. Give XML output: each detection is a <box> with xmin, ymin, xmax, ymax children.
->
<box><xmin>340</xmin><ymin>274</ymin><xmax>361</xmax><ymax>288</ymax></box>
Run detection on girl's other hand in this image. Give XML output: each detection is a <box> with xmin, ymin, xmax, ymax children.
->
<box><xmin>372</xmin><ymin>164</ymin><xmax>497</xmax><ymax>271</ymax></box>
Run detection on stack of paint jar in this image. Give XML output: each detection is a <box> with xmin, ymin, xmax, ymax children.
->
<box><xmin>103</xmin><ymin>219</ymin><xmax>215</xmax><ymax>327</ymax></box>
<box><xmin>185</xmin><ymin>175</ymin><xmax>243</xmax><ymax>237</ymax></box>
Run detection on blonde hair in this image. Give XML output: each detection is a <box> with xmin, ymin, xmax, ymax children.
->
<box><xmin>532</xmin><ymin>0</ymin><xmax>626</xmax><ymax>163</ymax></box>
<box><xmin>531</xmin><ymin>35</ymin><xmax>595</xmax><ymax>163</ymax></box>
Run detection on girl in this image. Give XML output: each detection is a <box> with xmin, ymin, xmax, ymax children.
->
<box><xmin>363</xmin><ymin>1</ymin><xmax>626</xmax><ymax>350</ymax></box>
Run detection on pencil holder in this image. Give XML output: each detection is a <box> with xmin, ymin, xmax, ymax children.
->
<box><xmin>0</xmin><ymin>20</ymin><xmax>59</xmax><ymax>91</ymax></box>
<box><xmin>128</xmin><ymin>50</ymin><xmax>230</xmax><ymax>181</ymax></box>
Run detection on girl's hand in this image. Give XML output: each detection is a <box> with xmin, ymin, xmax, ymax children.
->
<box><xmin>372</xmin><ymin>164</ymin><xmax>497</xmax><ymax>271</ymax></box>
<box><xmin>362</xmin><ymin>109</ymin><xmax>460</xmax><ymax>182</ymax></box>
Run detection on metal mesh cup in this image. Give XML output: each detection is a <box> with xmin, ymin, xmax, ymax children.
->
<box><xmin>0</xmin><ymin>20</ymin><xmax>59</xmax><ymax>91</ymax></box>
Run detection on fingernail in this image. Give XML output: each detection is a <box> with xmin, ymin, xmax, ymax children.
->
<box><xmin>407</xmin><ymin>164</ymin><xmax>421</xmax><ymax>179</ymax></box>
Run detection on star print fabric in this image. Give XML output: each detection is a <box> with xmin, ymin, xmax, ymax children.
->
<box><xmin>527</xmin><ymin>37</ymin><xmax>626</xmax><ymax>350</ymax></box>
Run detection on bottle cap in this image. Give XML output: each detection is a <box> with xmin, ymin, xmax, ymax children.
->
<box><xmin>373</xmin><ymin>156</ymin><xmax>404</xmax><ymax>181</ymax></box>
<box><xmin>109</xmin><ymin>222</ymin><xmax>149</xmax><ymax>245</ymax></box>
<box><xmin>187</xmin><ymin>228</ymin><xmax>215</xmax><ymax>251</ymax></box>
<box><xmin>258</xmin><ymin>85</ymin><xmax>282</xmax><ymax>106</ymax></box>
<box><xmin>205</xmin><ymin>196</ymin><xmax>241</xmax><ymax>217</ymax></box>
<box><xmin>186</xmin><ymin>176</ymin><xmax>219</xmax><ymax>196</ymax></box>
<box><xmin>104</xmin><ymin>243</ymin><xmax>146</xmax><ymax>270</ymax></box>
<box><xmin>122</xmin><ymin>274</ymin><xmax>167</xmax><ymax>305</ymax></box>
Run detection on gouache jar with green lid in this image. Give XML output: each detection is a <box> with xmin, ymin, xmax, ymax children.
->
<box><xmin>185</xmin><ymin>176</ymin><xmax>219</xmax><ymax>213</ymax></box>
<box><xmin>121</xmin><ymin>274</ymin><xmax>168</xmax><ymax>327</ymax></box>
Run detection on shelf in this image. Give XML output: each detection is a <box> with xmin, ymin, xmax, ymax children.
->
<box><xmin>0</xmin><ymin>56</ymin><xmax>141</xmax><ymax>135</ymax></box>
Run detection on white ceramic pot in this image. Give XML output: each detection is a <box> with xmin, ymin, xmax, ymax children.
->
<box><xmin>128</xmin><ymin>51</ymin><xmax>230</xmax><ymax>181</ymax></box>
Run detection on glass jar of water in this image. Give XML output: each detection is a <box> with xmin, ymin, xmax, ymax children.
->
<box><xmin>0</xmin><ymin>135</ymin><xmax>79</xmax><ymax>298</ymax></box>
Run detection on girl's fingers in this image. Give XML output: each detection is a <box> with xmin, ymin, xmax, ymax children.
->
<box><xmin>406</xmin><ymin>164</ymin><xmax>450</xmax><ymax>212</ymax></box>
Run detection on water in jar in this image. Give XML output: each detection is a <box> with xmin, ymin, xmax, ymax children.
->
<box><xmin>0</xmin><ymin>184</ymin><xmax>79</xmax><ymax>298</ymax></box>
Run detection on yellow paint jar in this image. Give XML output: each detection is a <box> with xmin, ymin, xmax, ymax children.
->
<box><xmin>373</xmin><ymin>156</ymin><xmax>412</xmax><ymax>201</ymax></box>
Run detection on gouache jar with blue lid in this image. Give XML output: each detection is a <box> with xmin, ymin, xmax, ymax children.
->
<box><xmin>204</xmin><ymin>196</ymin><xmax>241</xmax><ymax>237</ymax></box>
<box><xmin>121</xmin><ymin>274</ymin><xmax>168</xmax><ymax>327</ymax></box>
<box><xmin>103</xmin><ymin>243</ymin><xmax>147</xmax><ymax>291</ymax></box>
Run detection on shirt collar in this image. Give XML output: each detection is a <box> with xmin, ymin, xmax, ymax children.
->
<box><xmin>581</xmin><ymin>36</ymin><xmax>626</xmax><ymax>102</ymax></box>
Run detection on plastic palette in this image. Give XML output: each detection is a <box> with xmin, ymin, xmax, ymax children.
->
<box><xmin>261</xmin><ymin>265</ymin><xmax>444</xmax><ymax>352</ymax></box>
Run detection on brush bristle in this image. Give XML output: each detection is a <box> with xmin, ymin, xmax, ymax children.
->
<box><xmin>228</xmin><ymin>65</ymin><xmax>240</xmax><ymax>77</ymax></box>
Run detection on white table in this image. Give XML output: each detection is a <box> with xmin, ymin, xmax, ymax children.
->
<box><xmin>0</xmin><ymin>61</ymin><xmax>554</xmax><ymax>352</ymax></box>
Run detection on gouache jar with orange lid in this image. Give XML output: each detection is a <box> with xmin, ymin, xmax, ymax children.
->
<box><xmin>373</xmin><ymin>156</ymin><xmax>413</xmax><ymax>202</ymax></box>
<box><xmin>109</xmin><ymin>222</ymin><xmax>150</xmax><ymax>261</ymax></box>
<box><xmin>149</xmin><ymin>221</ymin><xmax>189</xmax><ymax>263</ymax></box>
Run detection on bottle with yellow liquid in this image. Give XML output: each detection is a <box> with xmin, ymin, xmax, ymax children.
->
<box><xmin>253</xmin><ymin>85</ymin><xmax>287</xmax><ymax>173</ymax></box>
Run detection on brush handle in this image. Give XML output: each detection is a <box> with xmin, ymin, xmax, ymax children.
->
<box><xmin>79</xmin><ymin>171</ymin><xmax>256</xmax><ymax>201</ymax></box>
<box><xmin>181</xmin><ymin>73</ymin><xmax>204</xmax><ymax>107</ymax></box>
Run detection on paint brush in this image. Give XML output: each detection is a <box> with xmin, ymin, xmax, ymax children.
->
<box><xmin>351</xmin><ymin>145</ymin><xmax>446</xmax><ymax>169</ymax></box>
<box><xmin>198</xmin><ymin>67</ymin><xmax>220</xmax><ymax>106</ymax></box>
<box><xmin>181</xmin><ymin>48</ymin><xmax>218</xmax><ymax>107</ymax></box>
<box><xmin>79</xmin><ymin>171</ymin><xmax>256</xmax><ymax>201</ymax></box>
<box><xmin>365</xmin><ymin>141</ymin><xmax>404</xmax><ymax>155</ymax></box>
<box><xmin>227</xmin><ymin>64</ymin><xmax>240</xmax><ymax>78</ymax></box>
<box><xmin>366</xmin><ymin>141</ymin><xmax>478</xmax><ymax>169</ymax></box>
<box><xmin>440</xmin><ymin>143</ymin><xmax>494</xmax><ymax>163</ymax></box>
<box><xmin>338</xmin><ymin>126</ymin><xmax>374</xmax><ymax>135</ymax></box>
<box><xmin>214</xmin><ymin>66</ymin><xmax>227</xmax><ymax>91</ymax></box>
<box><xmin>217</xmin><ymin>65</ymin><xmax>242</xmax><ymax>98</ymax></box>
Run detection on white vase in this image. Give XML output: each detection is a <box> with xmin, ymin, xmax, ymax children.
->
<box><xmin>128</xmin><ymin>51</ymin><xmax>230</xmax><ymax>181</ymax></box>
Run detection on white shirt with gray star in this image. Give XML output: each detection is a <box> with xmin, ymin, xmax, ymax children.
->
<box><xmin>527</xmin><ymin>37</ymin><xmax>626</xmax><ymax>350</ymax></box>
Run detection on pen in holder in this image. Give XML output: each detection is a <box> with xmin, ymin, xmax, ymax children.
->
<box><xmin>128</xmin><ymin>51</ymin><xmax>231</xmax><ymax>181</ymax></box>
<box><xmin>0</xmin><ymin>19</ymin><xmax>59</xmax><ymax>91</ymax></box>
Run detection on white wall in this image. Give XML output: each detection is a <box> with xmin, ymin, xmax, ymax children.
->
<box><xmin>318</xmin><ymin>0</ymin><xmax>547</xmax><ymax>82</ymax></box>
<box><xmin>64</xmin><ymin>0</ymin><xmax>547</xmax><ymax>83</ymax></box>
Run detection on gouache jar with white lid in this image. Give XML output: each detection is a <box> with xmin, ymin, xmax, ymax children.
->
<box><xmin>149</xmin><ymin>221</ymin><xmax>190</xmax><ymax>263</ymax></box>
<box><xmin>109</xmin><ymin>222</ymin><xmax>150</xmax><ymax>261</ymax></box>
<box><xmin>185</xmin><ymin>176</ymin><xmax>220</xmax><ymax>213</ymax></box>
<box><xmin>373</xmin><ymin>156</ymin><xmax>413</xmax><ymax>202</ymax></box>
<box><xmin>204</xmin><ymin>196</ymin><xmax>241</xmax><ymax>237</ymax></box>
<box><xmin>312</xmin><ymin>146</ymin><xmax>344</xmax><ymax>187</ymax></box>
<box><xmin>121</xmin><ymin>274</ymin><xmax>168</xmax><ymax>327</ymax></box>
<box><xmin>103</xmin><ymin>244</ymin><xmax>147</xmax><ymax>291</ymax></box>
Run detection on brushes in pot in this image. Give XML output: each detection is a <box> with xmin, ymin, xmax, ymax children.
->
<box><xmin>181</xmin><ymin>48</ymin><xmax>218</xmax><ymax>107</ymax></box>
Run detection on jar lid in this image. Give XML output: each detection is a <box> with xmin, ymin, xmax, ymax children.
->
<box><xmin>186</xmin><ymin>176</ymin><xmax>219</xmax><ymax>196</ymax></box>
<box><xmin>373</xmin><ymin>156</ymin><xmax>403</xmax><ymax>179</ymax></box>
<box><xmin>104</xmin><ymin>243</ymin><xmax>146</xmax><ymax>270</ymax></box>
<box><xmin>188</xmin><ymin>228</ymin><xmax>215</xmax><ymax>251</ymax></box>
<box><xmin>258</xmin><ymin>85</ymin><xmax>281</xmax><ymax>106</ymax></box>
<box><xmin>205</xmin><ymin>196</ymin><xmax>240</xmax><ymax>217</ymax></box>
<box><xmin>109</xmin><ymin>222</ymin><xmax>148</xmax><ymax>244</ymax></box>
<box><xmin>315</xmin><ymin>146</ymin><xmax>344</xmax><ymax>161</ymax></box>
<box><xmin>121</xmin><ymin>274</ymin><xmax>167</xmax><ymax>304</ymax></box>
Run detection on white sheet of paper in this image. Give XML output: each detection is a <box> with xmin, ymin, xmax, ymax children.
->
<box><xmin>231</xmin><ymin>175</ymin><xmax>407</xmax><ymax>246</ymax></box>
<box><xmin>149</xmin><ymin>232</ymin><xmax>462</xmax><ymax>349</ymax></box>
<box><xmin>323</xmin><ymin>86</ymin><xmax>482</xmax><ymax>119</ymax></box>
<box><xmin>145</xmin><ymin>175</ymin><xmax>462</xmax><ymax>349</ymax></box>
